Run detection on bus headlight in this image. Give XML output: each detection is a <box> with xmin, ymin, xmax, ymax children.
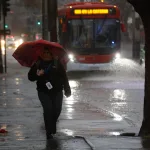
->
<box><xmin>115</xmin><ymin>53</ymin><xmax>121</xmax><ymax>59</ymax></box>
<box><xmin>68</xmin><ymin>54</ymin><xmax>75</xmax><ymax>62</ymax></box>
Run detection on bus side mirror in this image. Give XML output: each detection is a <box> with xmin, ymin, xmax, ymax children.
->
<box><xmin>121</xmin><ymin>23</ymin><xmax>126</xmax><ymax>32</ymax></box>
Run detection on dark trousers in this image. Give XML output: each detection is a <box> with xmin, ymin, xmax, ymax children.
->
<box><xmin>38</xmin><ymin>91</ymin><xmax>63</xmax><ymax>135</ymax></box>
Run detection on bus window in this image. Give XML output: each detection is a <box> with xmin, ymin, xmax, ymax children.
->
<box><xmin>58</xmin><ymin>17</ymin><xmax>69</xmax><ymax>47</ymax></box>
<box><xmin>67</xmin><ymin>19</ymin><xmax>120</xmax><ymax>49</ymax></box>
<box><xmin>95</xmin><ymin>19</ymin><xmax>120</xmax><ymax>48</ymax></box>
<box><xmin>68</xmin><ymin>19</ymin><xmax>93</xmax><ymax>49</ymax></box>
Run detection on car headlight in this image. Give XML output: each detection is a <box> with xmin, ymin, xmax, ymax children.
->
<box><xmin>68</xmin><ymin>54</ymin><xmax>76</xmax><ymax>62</ymax></box>
<box><xmin>19</xmin><ymin>39</ymin><xmax>23</xmax><ymax>44</ymax></box>
<box><xmin>15</xmin><ymin>41</ymin><xmax>19</xmax><ymax>47</ymax></box>
<box><xmin>1</xmin><ymin>40</ymin><xmax>5</xmax><ymax>44</ymax></box>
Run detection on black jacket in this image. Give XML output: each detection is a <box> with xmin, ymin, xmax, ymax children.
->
<box><xmin>28</xmin><ymin>59</ymin><xmax>71</xmax><ymax>94</ymax></box>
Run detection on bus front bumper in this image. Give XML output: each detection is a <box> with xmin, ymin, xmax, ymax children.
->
<box><xmin>66</xmin><ymin>61</ymin><xmax>112</xmax><ymax>72</ymax></box>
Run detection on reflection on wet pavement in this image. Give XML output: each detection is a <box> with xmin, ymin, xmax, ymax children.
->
<box><xmin>0</xmin><ymin>58</ymin><xmax>145</xmax><ymax>149</ymax></box>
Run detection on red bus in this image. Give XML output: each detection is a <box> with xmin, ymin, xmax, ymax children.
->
<box><xmin>58</xmin><ymin>2</ymin><xmax>125</xmax><ymax>71</ymax></box>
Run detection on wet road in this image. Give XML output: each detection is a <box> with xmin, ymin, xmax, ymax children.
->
<box><xmin>65</xmin><ymin>58</ymin><xmax>144</xmax><ymax>135</ymax></box>
<box><xmin>0</xmin><ymin>47</ymin><xmax>146</xmax><ymax>149</ymax></box>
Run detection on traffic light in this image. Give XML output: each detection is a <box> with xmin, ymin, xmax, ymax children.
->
<box><xmin>37</xmin><ymin>20</ymin><xmax>41</xmax><ymax>25</ymax></box>
<box><xmin>5</xmin><ymin>24</ymin><xmax>8</xmax><ymax>29</ymax></box>
<box><xmin>2</xmin><ymin>0</ymin><xmax>10</xmax><ymax>16</ymax></box>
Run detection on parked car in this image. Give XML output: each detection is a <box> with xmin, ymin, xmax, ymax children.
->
<box><xmin>6</xmin><ymin>37</ymin><xmax>16</xmax><ymax>49</ymax></box>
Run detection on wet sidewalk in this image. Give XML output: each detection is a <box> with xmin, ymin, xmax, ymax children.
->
<box><xmin>0</xmin><ymin>63</ymin><xmax>149</xmax><ymax>150</ymax></box>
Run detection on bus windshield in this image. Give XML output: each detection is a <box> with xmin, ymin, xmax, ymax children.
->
<box><xmin>67</xmin><ymin>19</ymin><xmax>121</xmax><ymax>54</ymax></box>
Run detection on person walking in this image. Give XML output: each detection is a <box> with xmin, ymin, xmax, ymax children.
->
<box><xmin>28</xmin><ymin>47</ymin><xmax>71</xmax><ymax>140</ymax></box>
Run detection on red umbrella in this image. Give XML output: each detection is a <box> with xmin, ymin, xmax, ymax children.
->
<box><xmin>12</xmin><ymin>40</ymin><xmax>68</xmax><ymax>67</ymax></box>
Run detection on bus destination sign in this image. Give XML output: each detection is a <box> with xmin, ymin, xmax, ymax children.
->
<box><xmin>73</xmin><ymin>8</ymin><xmax>116</xmax><ymax>15</ymax></box>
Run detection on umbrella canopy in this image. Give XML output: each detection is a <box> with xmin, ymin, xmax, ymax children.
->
<box><xmin>12</xmin><ymin>40</ymin><xmax>68</xmax><ymax>67</ymax></box>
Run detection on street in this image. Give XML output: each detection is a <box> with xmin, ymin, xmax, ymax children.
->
<box><xmin>0</xmin><ymin>46</ymin><xmax>147</xmax><ymax>149</ymax></box>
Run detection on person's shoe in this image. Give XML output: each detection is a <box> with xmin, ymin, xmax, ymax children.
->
<box><xmin>46</xmin><ymin>134</ymin><xmax>53</xmax><ymax>140</ymax></box>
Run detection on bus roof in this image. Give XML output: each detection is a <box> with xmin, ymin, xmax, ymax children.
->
<box><xmin>58</xmin><ymin>2</ymin><xmax>120</xmax><ymax>17</ymax></box>
<box><xmin>64</xmin><ymin>2</ymin><xmax>115</xmax><ymax>8</ymax></box>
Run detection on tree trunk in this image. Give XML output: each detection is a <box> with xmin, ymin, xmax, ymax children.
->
<box><xmin>127</xmin><ymin>0</ymin><xmax>150</xmax><ymax>137</ymax></box>
<box><xmin>138</xmin><ymin>12</ymin><xmax>150</xmax><ymax>136</ymax></box>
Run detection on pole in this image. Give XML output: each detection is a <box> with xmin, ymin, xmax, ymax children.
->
<box><xmin>3</xmin><ymin>15</ymin><xmax>6</xmax><ymax>73</ymax></box>
<box><xmin>42</xmin><ymin>0</ymin><xmax>48</xmax><ymax>40</ymax></box>
<box><xmin>132</xmin><ymin>8</ymin><xmax>135</xmax><ymax>58</ymax></box>
<box><xmin>0</xmin><ymin>3</ymin><xmax>3</xmax><ymax>73</ymax></box>
<box><xmin>0</xmin><ymin>33</ymin><xmax>4</xmax><ymax>73</ymax></box>
<box><xmin>132</xmin><ymin>9</ymin><xmax>140</xmax><ymax>60</ymax></box>
<box><xmin>42</xmin><ymin>0</ymin><xmax>45</xmax><ymax>39</ymax></box>
<box><xmin>48</xmin><ymin>0</ymin><xmax>57</xmax><ymax>42</ymax></box>
<box><xmin>134</xmin><ymin>13</ymin><xmax>141</xmax><ymax>60</ymax></box>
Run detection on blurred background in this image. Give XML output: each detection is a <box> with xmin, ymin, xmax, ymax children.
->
<box><xmin>0</xmin><ymin>0</ymin><xmax>145</xmax><ymax>73</ymax></box>
<box><xmin>1</xmin><ymin>0</ymin><xmax>144</xmax><ymax>44</ymax></box>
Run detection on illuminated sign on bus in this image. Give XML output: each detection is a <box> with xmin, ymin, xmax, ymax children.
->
<box><xmin>73</xmin><ymin>8</ymin><xmax>116</xmax><ymax>15</ymax></box>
